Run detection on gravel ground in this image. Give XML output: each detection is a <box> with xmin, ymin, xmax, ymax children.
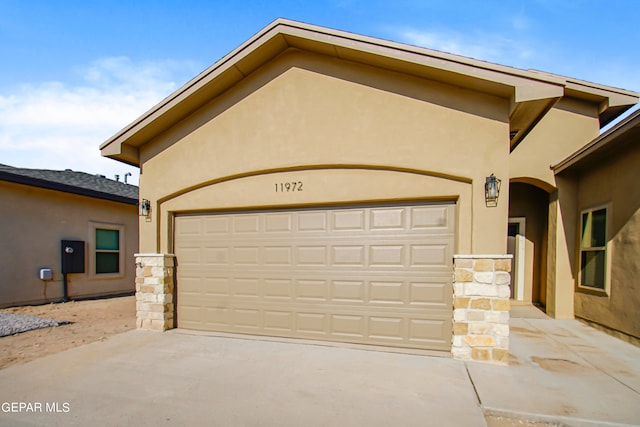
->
<box><xmin>0</xmin><ymin>296</ymin><xmax>135</xmax><ymax>369</ymax></box>
<box><xmin>0</xmin><ymin>312</ymin><xmax>66</xmax><ymax>337</ymax></box>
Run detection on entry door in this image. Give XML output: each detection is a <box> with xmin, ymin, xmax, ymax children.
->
<box><xmin>174</xmin><ymin>203</ymin><xmax>455</xmax><ymax>353</ymax></box>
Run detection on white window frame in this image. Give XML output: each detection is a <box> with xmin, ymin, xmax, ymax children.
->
<box><xmin>577</xmin><ymin>205</ymin><xmax>610</xmax><ymax>294</ymax></box>
<box><xmin>88</xmin><ymin>221</ymin><xmax>125</xmax><ymax>279</ymax></box>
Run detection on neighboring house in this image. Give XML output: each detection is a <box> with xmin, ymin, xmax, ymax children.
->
<box><xmin>0</xmin><ymin>164</ymin><xmax>139</xmax><ymax>307</ymax></box>
<box><xmin>100</xmin><ymin>19</ymin><xmax>638</xmax><ymax>361</ymax></box>
<box><xmin>553</xmin><ymin>109</ymin><xmax>640</xmax><ymax>344</ymax></box>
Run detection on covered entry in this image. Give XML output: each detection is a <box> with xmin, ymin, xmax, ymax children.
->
<box><xmin>508</xmin><ymin>182</ymin><xmax>550</xmax><ymax>308</ymax></box>
<box><xmin>174</xmin><ymin>203</ymin><xmax>455</xmax><ymax>353</ymax></box>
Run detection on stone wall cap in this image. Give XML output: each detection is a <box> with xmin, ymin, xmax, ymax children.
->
<box><xmin>454</xmin><ymin>254</ymin><xmax>513</xmax><ymax>259</ymax></box>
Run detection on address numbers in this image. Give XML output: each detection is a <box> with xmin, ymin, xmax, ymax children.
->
<box><xmin>275</xmin><ymin>181</ymin><xmax>303</xmax><ymax>192</ymax></box>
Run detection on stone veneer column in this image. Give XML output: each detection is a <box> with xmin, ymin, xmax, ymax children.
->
<box><xmin>134</xmin><ymin>253</ymin><xmax>175</xmax><ymax>331</ymax></box>
<box><xmin>452</xmin><ymin>255</ymin><xmax>512</xmax><ymax>364</ymax></box>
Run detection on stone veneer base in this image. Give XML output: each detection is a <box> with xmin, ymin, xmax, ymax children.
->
<box><xmin>134</xmin><ymin>254</ymin><xmax>175</xmax><ymax>331</ymax></box>
<box><xmin>452</xmin><ymin>254</ymin><xmax>512</xmax><ymax>365</ymax></box>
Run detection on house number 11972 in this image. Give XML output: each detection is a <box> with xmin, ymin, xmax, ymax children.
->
<box><xmin>275</xmin><ymin>181</ymin><xmax>303</xmax><ymax>192</ymax></box>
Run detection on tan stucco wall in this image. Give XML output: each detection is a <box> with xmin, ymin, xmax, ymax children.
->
<box><xmin>0</xmin><ymin>181</ymin><xmax>138</xmax><ymax>307</ymax></box>
<box><xmin>510</xmin><ymin>97</ymin><xmax>600</xmax><ymax>189</ymax></box>
<box><xmin>510</xmin><ymin>97</ymin><xmax>601</xmax><ymax>319</ymax></box>
<box><xmin>572</xmin><ymin>143</ymin><xmax>640</xmax><ymax>340</ymax></box>
<box><xmin>136</xmin><ymin>49</ymin><xmax>510</xmax><ymax>255</ymax></box>
<box><xmin>546</xmin><ymin>179</ymin><xmax>578</xmax><ymax>319</ymax></box>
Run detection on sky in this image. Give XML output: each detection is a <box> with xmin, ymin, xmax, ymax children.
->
<box><xmin>1</xmin><ymin>1</ymin><xmax>639</xmax><ymax>186</ymax></box>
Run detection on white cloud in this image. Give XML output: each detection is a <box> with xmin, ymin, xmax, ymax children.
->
<box><xmin>392</xmin><ymin>25</ymin><xmax>639</xmax><ymax>96</ymax></box>
<box><xmin>389</xmin><ymin>25</ymin><xmax>640</xmax><ymax>135</ymax></box>
<box><xmin>395</xmin><ymin>28</ymin><xmax>535</xmax><ymax>68</ymax></box>
<box><xmin>0</xmin><ymin>57</ymin><xmax>198</xmax><ymax>185</ymax></box>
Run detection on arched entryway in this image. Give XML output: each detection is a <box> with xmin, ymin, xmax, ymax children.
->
<box><xmin>508</xmin><ymin>182</ymin><xmax>551</xmax><ymax>310</ymax></box>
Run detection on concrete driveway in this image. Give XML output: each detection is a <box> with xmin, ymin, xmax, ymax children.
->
<box><xmin>0</xmin><ymin>330</ymin><xmax>484</xmax><ymax>426</ymax></box>
<box><xmin>2</xmin><ymin>308</ymin><xmax>640</xmax><ymax>427</ymax></box>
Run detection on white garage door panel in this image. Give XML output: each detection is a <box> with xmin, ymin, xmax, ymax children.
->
<box><xmin>175</xmin><ymin>204</ymin><xmax>455</xmax><ymax>352</ymax></box>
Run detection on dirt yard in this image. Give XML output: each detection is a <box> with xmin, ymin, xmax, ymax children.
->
<box><xmin>0</xmin><ymin>295</ymin><xmax>135</xmax><ymax>369</ymax></box>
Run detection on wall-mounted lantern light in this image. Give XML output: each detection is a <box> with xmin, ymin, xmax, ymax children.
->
<box><xmin>484</xmin><ymin>174</ymin><xmax>501</xmax><ymax>207</ymax></box>
<box><xmin>140</xmin><ymin>199</ymin><xmax>151</xmax><ymax>217</ymax></box>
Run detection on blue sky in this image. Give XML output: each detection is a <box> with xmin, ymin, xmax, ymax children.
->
<box><xmin>1</xmin><ymin>0</ymin><xmax>638</xmax><ymax>185</ymax></box>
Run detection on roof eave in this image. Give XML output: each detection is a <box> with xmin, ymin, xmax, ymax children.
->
<box><xmin>564</xmin><ymin>80</ymin><xmax>639</xmax><ymax>128</ymax></box>
<box><xmin>99</xmin><ymin>18</ymin><xmax>639</xmax><ymax>166</ymax></box>
<box><xmin>100</xmin><ymin>21</ymin><xmax>292</xmax><ymax>166</ymax></box>
<box><xmin>0</xmin><ymin>171</ymin><xmax>138</xmax><ymax>205</ymax></box>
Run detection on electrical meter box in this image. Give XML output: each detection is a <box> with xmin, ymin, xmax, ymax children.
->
<box><xmin>61</xmin><ymin>240</ymin><xmax>85</xmax><ymax>274</ymax></box>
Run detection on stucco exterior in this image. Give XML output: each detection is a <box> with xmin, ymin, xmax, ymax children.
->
<box><xmin>100</xmin><ymin>19</ymin><xmax>638</xmax><ymax>354</ymax></box>
<box><xmin>510</xmin><ymin>97</ymin><xmax>601</xmax><ymax>189</ymax></box>
<box><xmin>507</xmin><ymin>98</ymin><xmax>605</xmax><ymax>318</ymax></box>
<box><xmin>140</xmin><ymin>50</ymin><xmax>509</xmax><ymax>256</ymax></box>
<box><xmin>0</xmin><ymin>177</ymin><xmax>138</xmax><ymax>307</ymax></box>
<box><xmin>555</xmin><ymin>109</ymin><xmax>640</xmax><ymax>342</ymax></box>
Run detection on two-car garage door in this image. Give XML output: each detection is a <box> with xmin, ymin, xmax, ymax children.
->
<box><xmin>174</xmin><ymin>203</ymin><xmax>455</xmax><ymax>353</ymax></box>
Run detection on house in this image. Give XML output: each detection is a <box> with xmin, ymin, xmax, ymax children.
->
<box><xmin>553</xmin><ymin>109</ymin><xmax>640</xmax><ymax>345</ymax></box>
<box><xmin>0</xmin><ymin>164</ymin><xmax>139</xmax><ymax>307</ymax></box>
<box><xmin>100</xmin><ymin>19</ymin><xmax>638</xmax><ymax>362</ymax></box>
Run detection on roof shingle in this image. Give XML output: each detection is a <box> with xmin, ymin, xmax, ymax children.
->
<box><xmin>0</xmin><ymin>164</ymin><xmax>138</xmax><ymax>205</ymax></box>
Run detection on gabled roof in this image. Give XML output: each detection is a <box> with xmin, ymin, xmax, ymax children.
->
<box><xmin>553</xmin><ymin>108</ymin><xmax>640</xmax><ymax>174</ymax></box>
<box><xmin>0</xmin><ymin>164</ymin><xmax>138</xmax><ymax>205</ymax></box>
<box><xmin>100</xmin><ymin>18</ymin><xmax>639</xmax><ymax>166</ymax></box>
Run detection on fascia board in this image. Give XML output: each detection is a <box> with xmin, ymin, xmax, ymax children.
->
<box><xmin>280</xmin><ymin>24</ymin><xmax>564</xmax><ymax>103</ymax></box>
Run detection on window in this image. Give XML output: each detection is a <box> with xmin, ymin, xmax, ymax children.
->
<box><xmin>579</xmin><ymin>207</ymin><xmax>607</xmax><ymax>291</ymax></box>
<box><xmin>90</xmin><ymin>222</ymin><xmax>125</xmax><ymax>277</ymax></box>
<box><xmin>96</xmin><ymin>228</ymin><xmax>120</xmax><ymax>274</ymax></box>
